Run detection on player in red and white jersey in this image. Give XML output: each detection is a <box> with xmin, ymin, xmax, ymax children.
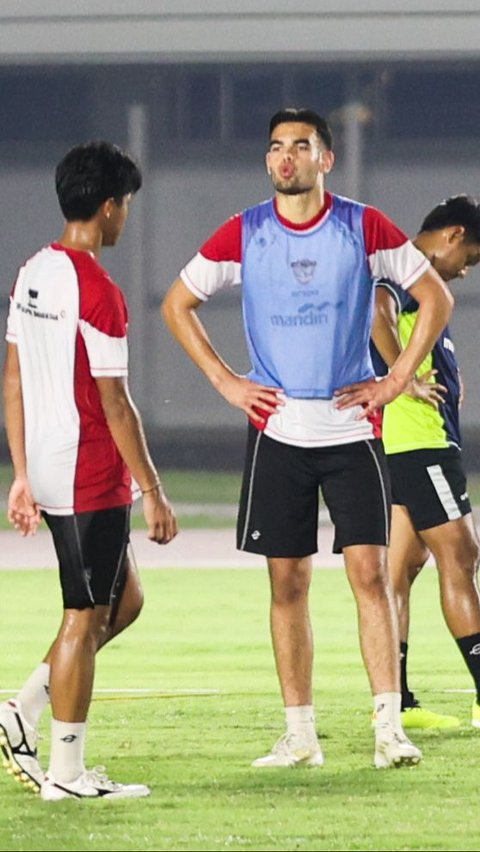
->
<box><xmin>1</xmin><ymin>142</ymin><xmax>177</xmax><ymax>801</ymax></box>
<box><xmin>163</xmin><ymin>108</ymin><xmax>453</xmax><ymax>771</ymax></box>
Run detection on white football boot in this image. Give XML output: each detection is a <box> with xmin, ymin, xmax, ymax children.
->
<box><xmin>252</xmin><ymin>733</ymin><xmax>324</xmax><ymax>768</ymax></box>
<box><xmin>41</xmin><ymin>766</ymin><xmax>151</xmax><ymax>801</ymax></box>
<box><xmin>374</xmin><ymin>723</ymin><xmax>422</xmax><ymax>769</ymax></box>
<box><xmin>0</xmin><ymin>699</ymin><xmax>44</xmax><ymax>792</ymax></box>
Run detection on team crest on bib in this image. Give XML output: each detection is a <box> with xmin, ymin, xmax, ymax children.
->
<box><xmin>290</xmin><ymin>259</ymin><xmax>316</xmax><ymax>286</ymax></box>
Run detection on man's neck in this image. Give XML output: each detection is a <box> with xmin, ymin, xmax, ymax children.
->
<box><xmin>57</xmin><ymin>222</ymin><xmax>102</xmax><ymax>258</ymax></box>
<box><xmin>274</xmin><ymin>185</ymin><xmax>325</xmax><ymax>225</ymax></box>
<box><xmin>413</xmin><ymin>232</ymin><xmax>435</xmax><ymax>262</ymax></box>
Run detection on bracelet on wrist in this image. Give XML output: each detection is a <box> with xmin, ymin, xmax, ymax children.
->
<box><xmin>141</xmin><ymin>482</ymin><xmax>162</xmax><ymax>495</ymax></box>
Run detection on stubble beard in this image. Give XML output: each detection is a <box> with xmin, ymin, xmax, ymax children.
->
<box><xmin>271</xmin><ymin>176</ymin><xmax>316</xmax><ymax>196</ymax></box>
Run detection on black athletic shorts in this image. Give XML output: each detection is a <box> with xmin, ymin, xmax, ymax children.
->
<box><xmin>237</xmin><ymin>424</ymin><xmax>391</xmax><ymax>557</ymax></box>
<box><xmin>387</xmin><ymin>446</ymin><xmax>471</xmax><ymax>531</ymax></box>
<box><xmin>43</xmin><ymin>505</ymin><xmax>131</xmax><ymax>610</ymax></box>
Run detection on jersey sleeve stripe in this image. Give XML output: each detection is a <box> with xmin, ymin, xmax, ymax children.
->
<box><xmin>369</xmin><ymin>244</ymin><xmax>430</xmax><ymax>289</ymax></box>
<box><xmin>78</xmin><ymin>319</ymin><xmax>129</xmax><ymax>377</ymax></box>
<box><xmin>180</xmin><ymin>265</ymin><xmax>209</xmax><ymax>301</ymax></box>
<box><xmin>401</xmin><ymin>256</ymin><xmax>432</xmax><ymax>289</ymax></box>
<box><xmin>181</xmin><ymin>254</ymin><xmax>241</xmax><ymax>300</ymax></box>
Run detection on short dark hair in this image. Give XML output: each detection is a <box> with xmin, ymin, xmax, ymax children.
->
<box><xmin>420</xmin><ymin>194</ymin><xmax>480</xmax><ymax>243</ymax></box>
<box><xmin>269</xmin><ymin>108</ymin><xmax>333</xmax><ymax>150</ymax></box>
<box><xmin>55</xmin><ymin>141</ymin><xmax>142</xmax><ymax>221</ymax></box>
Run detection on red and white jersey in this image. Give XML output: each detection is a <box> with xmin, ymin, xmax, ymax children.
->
<box><xmin>180</xmin><ymin>194</ymin><xmax>430</xmax><ymax>448</ymax></box>
<box><xmin>6</xmin><ymin>243</ymin><xmax>132</xmax><ymax>514</ymax></box>
<box><xmin>181</xmin><ymin>194</ymin><xmax>429</xmax><ymax>301</ymax></box>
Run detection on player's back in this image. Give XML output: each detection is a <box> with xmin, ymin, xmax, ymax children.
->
<box><xmin>7</xmin><ymin>244</ymin><xmax>131</xmax><ymax>514</ymax></box>
<box><xmin>11</xmin><ymin>246</ymin><xmax>82</xmax><ymax>446</ymax></box>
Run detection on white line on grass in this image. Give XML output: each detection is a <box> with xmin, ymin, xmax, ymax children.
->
<box><xmin>437</xmin><ymin>688</ymin><xmax>475</xmax><ymax>693</ymax></box>
<box><xmin>0</xmin><ymin>688</ymin><xmax>220</xmax><ymax>696</ymax></box>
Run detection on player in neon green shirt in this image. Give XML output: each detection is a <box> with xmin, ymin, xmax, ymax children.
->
<box><xmin>372</xmin><ymin>195</ymin><xmax>480</xmax><ymax>729</ymax></box>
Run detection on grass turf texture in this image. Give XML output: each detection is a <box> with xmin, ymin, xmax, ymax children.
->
<box><xmin>0</xmin><ymin>566</ymin><xmax>479</xmax><ymax>851</ymax></box>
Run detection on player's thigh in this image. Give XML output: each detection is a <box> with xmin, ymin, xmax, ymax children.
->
<box><xmin>387</xmin><ymin>447</ymin><xmax>471</xmax><ymax>531</ymax></box>
<box><xmin>420</xmin><ymin>512</ymin><xmax>479</xmax><ymax>572</ymax></box>
<box><xmin>237</xmin><ymin>424</ymin><xmax>319</xmax><ymax>558</ymax></box>
<box><xmin>389</xmin><ymin>504</ymin><xmax>429</xmax><ymax>591</ymax></box>
<box><xmin>320</xmin><ymin>439</ymin><xmax>391</xmax><ymax>554</ymax></box>
<box><xmin>43</xmin><ymin>506</ymin><xmax>130</xmax><ymax>609</ymax></box>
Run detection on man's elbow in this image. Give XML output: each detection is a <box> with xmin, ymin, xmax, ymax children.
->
<box><xmin>161</xmin><ymin>279</ymin><xmax>195</xmax><ymax>332</ymax></box>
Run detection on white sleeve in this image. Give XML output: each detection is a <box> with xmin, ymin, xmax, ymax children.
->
<box><xmin>369</xmin><ymin>241</ymin><xmax>431</xmax><ymax>291</ymax></box>
<box><xmin>79</xmin><ymin>320</ymin><xmax>129</xmax><ymax>377</ymax></box>
<box><xmin>180</xmin><ymin>252</ymin><xmax>241</xmax><ymax>301</ymax></box>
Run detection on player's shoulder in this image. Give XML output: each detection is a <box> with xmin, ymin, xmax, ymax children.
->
<box><xmin>57</xmin><ymin>245</ymin><xmax>121</xmax><ymax>294</ymax></box>
<box><xmin>200</xmin><ymin>212</ymin><xmax>243</xmax><ymax>262</ymax></box>
<box><xmin>55</xmin><ymin>245</ymin><xmax>111</xmax><ymax>284</ymax></box>
<box><xmin>52</xmin><ymin>245</ymin><xmax>126</xmax><ymax>321</ymax></box>
<box><xmin>330</xmin><ymin>192</ymin><xmax>366</xmax><ymax>213</ymax></box>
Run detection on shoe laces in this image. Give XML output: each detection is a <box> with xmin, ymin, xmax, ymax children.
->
<box><xmin>272</xmin><ymin>733</ymin><xmax>316</xmax><ymax>756</ymax></box>
<box><xmin>85</xmin><ymin>766</ymin><xmax>121</xmax><ymax>791</ymax></box>
<box><xmin>375</xmin><ymin>722</ymin><xmax>411</xmax><ymax>746</ymax></box>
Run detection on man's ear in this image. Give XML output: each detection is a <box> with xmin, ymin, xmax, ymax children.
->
<box><xmin>101</xmin><ymin>197</ymin><xmax>115</xmax><ymax>220</ymax></box>
<box><xmin>446</xmin><ymin>225</ymin><xmax>466</xmax><ymax>244</ymax></box>
<box><xmin>319</xmin><ymin>150</ymin><xmax>335</xmax><ymax>175</ymax></box>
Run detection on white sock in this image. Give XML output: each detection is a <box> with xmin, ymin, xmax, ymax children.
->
<box><xmin>373</xmin><ymin>692</ymin><xmax>402</xmax><ymax>733</ymax></box>
<box><xmin>285</xmin><ymin>705</ymin><xmax>317</xmax><ymax>742</ymax></box>
<box><xmin>17</xmin><ymin>662</ymin><xmax>50</xmax><ymax>729</ymax></box>
<box><xmin>48</xmin><ymin>719</ymin><xmax>86</xmax><ymax>784</ymax></box>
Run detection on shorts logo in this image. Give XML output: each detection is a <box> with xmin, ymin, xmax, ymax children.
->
<box><xmin>460</xmin><ymin>492</ymin><xmax>469</xmax><ymax>501</ymax></box>
<box><xmin>469</xmin><ymin>644</ymin><xmax>480</xmax><ymax>656</ymax></box>
<box><xmin>251</xmin><ymin>530</ymin><xmax>261</xmax><ymax>541</ymax></box>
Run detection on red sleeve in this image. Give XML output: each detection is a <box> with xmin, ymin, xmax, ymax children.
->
<box><xmin>199</xmin><ymin>214</ymin><xmax>242</xmax><ymax>263</ymax></box>
<box><xmin>65</xmin><ymin>250</ymin><xmax>128</xmax><ymax>337</ymax></box>
<box><xmin>363</xmin><ymin>206</ymin><xmax>409</xmax><ymax>255</ymax></box>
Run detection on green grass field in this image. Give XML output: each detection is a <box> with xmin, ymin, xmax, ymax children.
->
<box><xmin>1</xmin><ymin>565</ymin><xmax>479</xmax><ymax>852</ymax></box>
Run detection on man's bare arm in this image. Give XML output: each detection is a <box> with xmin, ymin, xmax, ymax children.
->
<box><xmin>336</xmin><ymin>268</ymin><xmax>453</xmax><ymax>414</ymax></box>
<box><xmin>161</xmin><ymin>278</ymin><xmax>283</xmax><ymax>423</ymax></box>
<box><xmin>95</xmin><ymin>376</ymin><xmax>177</xmax><ymax>544</ymax></box>
<box><xmin>372</xmin><ymin>286</ymin><xmax>446</xmax><ymax>408</ymax></box>
<box><xmin>3</xmin><ymin>342</ymin><xmax>41</xmax><ymax>534</ymax></box>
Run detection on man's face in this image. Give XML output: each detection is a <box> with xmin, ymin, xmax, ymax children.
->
<box><xmin>102</xmin><ymin>194</ymin><xmax>132</xmax><ymax>246</ymax></box>
<box><xmin>430</xmin><ymin>229</ymin><xmax>480</xmax><ymax>282</ymax></box>
<box><xmin>266</xmin><ymin>121</ymin><xmax>334</xmax><ymax>195</ymax></box>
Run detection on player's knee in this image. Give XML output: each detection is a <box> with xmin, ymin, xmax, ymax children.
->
<box><xmin>126</xmin><ymin>586</ymin><xmax>144</xmax><ymax>624</ymax></box>
<box><xmin>57</xmin><ymin>609</ymin><xmax>103</xmax><ymax>652</ymax></box>
<box><xmin>459</xmin><ymin>539</ymin><xmax>480</xmax><ymax>580</ymax></box>
<box><xmin>271</xmin><ymin>577</ymin><xmax>309</xmax><ymax>607</ymax></box>
<box><xmin>442</xmin><ymin>534</ymin><xmax>479</xmax><ymax>577</ymax></box>
<box><xmin>350</xmin><ymin>558</ymin><xmax>389</xmax><ymax>597</ymax></box>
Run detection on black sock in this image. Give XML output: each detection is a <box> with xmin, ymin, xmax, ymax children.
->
<box><xmin>456</xmin><ymin>633</ymin><xmax>480</xmax><ymax>705</ymax></box>
<box><xmin>400</xmin><ymin>641</ymin><xmax>418</xmax><ymax>710</ymax></box>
